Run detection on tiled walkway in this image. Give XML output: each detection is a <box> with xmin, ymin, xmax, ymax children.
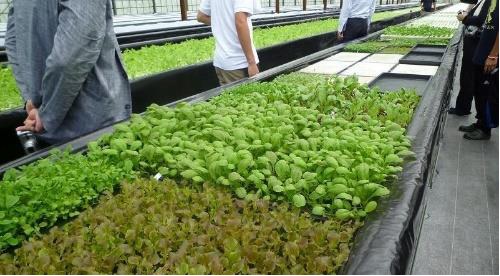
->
<box><xmin>412</xmin><ymin>45</ymin><xmax>499</xmax><ymax>275</ymax></box>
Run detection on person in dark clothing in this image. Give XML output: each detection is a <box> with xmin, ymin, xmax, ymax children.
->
<box><xmin>449</xmin><ymin>0</ymin><xmax>491</xmax><ymax>116</ymax></box>
<box><xmin>459</xmin><ymin>0</ymin><xmax>498</xmax><ymax>140</ymax></box>
<box><xmin>420</xmin><ymin>0</ymin><xmax>436</xmax><ymax>12</ymax></box>
<box><xmin>337</xmin><ymin>0</ymin><xmax>376</xmax><ymax>42</ymax></box>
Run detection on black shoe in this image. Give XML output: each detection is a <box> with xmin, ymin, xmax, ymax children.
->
<box><xmin>459</xmin><ymin>123</ymin><xmax>478</xmax><ymax>132</ymax></box>
<box><xmin>463</xmin><ymin>129</ymin><xmax>491</xmax><ymax>140</ymax></box>
<box><xmin>449</xmin><ymin>107</ymin><xmax>471</xmax><ymax>116</ymax></box>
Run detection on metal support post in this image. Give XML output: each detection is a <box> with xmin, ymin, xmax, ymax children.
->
<box><xmin>276</xmin><ymin>0</ymin><xmax>280</xmax><ymax>13</ymax></box>
<box><xmin>180</xmin><ymin>0</ymin><xmax>188</xmax><ymax>21</ymax></box>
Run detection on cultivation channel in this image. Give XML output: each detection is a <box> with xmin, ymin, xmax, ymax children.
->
<box><xmin>0</xmin><ymin>3</ymin><xmax>420</xmax><ymax>63</ymax></box>
<box><xmin>0</xmin><ymin>4</ymin><xmax>476</xmax><ymax>275</ymax></box>
<box><xmin>0</xmin><ymin>5</ymin><xmax>449</xmax><ymax>166</ymax></box>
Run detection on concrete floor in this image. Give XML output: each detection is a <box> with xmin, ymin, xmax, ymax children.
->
<box><xmin>412</xmin><ymin>46</ymin><xmax>499</xmax><ymax>275</ymax></box>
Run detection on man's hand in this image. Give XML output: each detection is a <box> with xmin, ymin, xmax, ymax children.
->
<box><xmin>337</xmin><ymin>32</ymin><xmax>344</xmax><ymax>41</ymax></box>
<box><xmin>248</xmin><ymin>63</ymin><xmax>259</xmax><ymax>77</ymax></box>
<box><xmin>17</xmin><ymin>108</ymin><xmax>44</xmax><ymax>133</ymax></box>
<box><xmin>484</xmin><ymin>57</ymin><xmax>498</xmax><ymax>73</ymax></box>
<box><xmin>26</xmin><ymin>100</ymin><xmax>35</xmax><ymax>113</ymax></box>
<box><xmin>197</xmin><ymin>11</ymin><xmax>211</xmax><ymax>25</ymax></box>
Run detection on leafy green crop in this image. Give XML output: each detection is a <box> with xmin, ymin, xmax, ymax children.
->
<box><xmin>0</xmin><ymin>7</ymin><xmax>420</xmax><ymax>110</ymax></box>
<box><xmin>344</xmin><ymin>38</ymin><xmax>449</xmax><ymax>54</ymax></box>
<box><xmin>123</xmin><ymin>8</ymin><xmax>416</xmax><ymax>79</ymax></box>
<box><xmin>0</xmin><ymin>72</ymin><xmax>418</xmax><ymax>254</ymax></box>
<box><xmin>0</xmin><ymin>150</ymin><xmax>134</xmax><ymax>251</ymax></box>
<box><xmin>0</xmin><ymin>68</ymin><xmax>22</xmax><ymax>111</ymax></box>
<box><xmin>344</xmin><ymin>37</ymin><xmax>450</xmax><ymax>54</ymax></box>
<box><xmin>87</xmin><ymin>73</ymin><xmax>419</xmax><ymax>222</ymax></box>
<box><xmin>0</xmin><ymin>179</ymin><xmax>362</xmax><ymax>274</ymax></box>
<box><xmin>383</xmin><ymin>25</ymin><xmax>455</xmax><ymax>38</ymax></box>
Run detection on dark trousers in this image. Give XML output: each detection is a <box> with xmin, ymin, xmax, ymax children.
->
<box><xmin>422</xmin><ymin>2</ymin><xmax>433</xmax><ymax>12</ymax></box>
<box><xmin>474</xmin><ymin>68</ymin><xmax>499</xmax><ymax>134</ymax></box>
<box><xmin>454</xmin><ymin>35</ymin><xmax>480</xmax><ymax>113</ymax></box>
<box><xmin>343</xmin><ymin>18</ymin><xmax>369</xmax><ymax>42</ymax></box>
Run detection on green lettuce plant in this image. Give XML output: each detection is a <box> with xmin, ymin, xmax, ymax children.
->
<box><xmin>0</xmin><ymin>179</ymin><xmax>362</xmax><ymax>274</ymax></box>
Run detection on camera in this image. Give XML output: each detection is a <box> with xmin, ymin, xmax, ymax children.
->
<box><xmin>16</xmin><ymin>130</ymin><xmax>39</xmax><ymax>154</ymax></box>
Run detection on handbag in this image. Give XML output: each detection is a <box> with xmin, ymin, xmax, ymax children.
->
<box><xmin>483</xmin><ymin>69</ymin><xmax>499</xmax><ymax>129</ymax></box>
<box><xmin>464</xmin><ymin>25</ymin><xmax>483</xmax><ymax>39</ymax></box>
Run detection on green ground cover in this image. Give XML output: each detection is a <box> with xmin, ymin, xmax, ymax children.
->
<box><xmin>0</xmin><ymin>8</ymin><xmax>417</xmax><ymax>111</ymax></box>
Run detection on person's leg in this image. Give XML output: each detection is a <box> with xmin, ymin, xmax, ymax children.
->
<box><xmin>460</xmin><ymin>65</ymin><xmax>485</xmax><ymax>132</ymax></box>
<box><xmin>462</xmin><ymin>66</ymin><xmax>492</xmax><ymax>139</ymax></box>
<box><xmin>215</xmin><ymin>67</ymin><xmax>248</xmax><ymax>86</ymax></box>
<box><xmin>451</xmin><ymin>35</ymin><xmax>477</xmax><ymax>115</ymax></box>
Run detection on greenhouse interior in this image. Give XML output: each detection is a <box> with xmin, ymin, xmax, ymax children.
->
<box><xmin>0</xmin><ymin>0</ymin><xmax>498</xmax><ymax>275</ymax></box>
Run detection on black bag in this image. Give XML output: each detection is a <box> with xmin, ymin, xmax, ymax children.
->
<box><xmin>464</xmin><ymin>25</ymin><xmax>483</xmax><ymax>39</ymax></box>
<box><xmin>484</xmin><ymin>69</ymin><xmax>499</xmax><ymax>128</ymax></box>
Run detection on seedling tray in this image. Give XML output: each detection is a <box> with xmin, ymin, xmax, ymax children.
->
<box><xmin>410</xmin><ymin>44</ymin><xmax>447</xmax><ymax>54</ymax></box>
<box><xmin>369</xmin><ymin>72</ymin><xmax>432</xmax><ymax>95</ymax></box>
<box><xmin>399</xmin><ymin>51</ymin><xmax>444</xmax><ymax>66</ymax></box>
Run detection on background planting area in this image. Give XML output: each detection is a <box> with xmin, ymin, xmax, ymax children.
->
<box><xmin>0</xmin><ymin>72</ymin><xmax>420</xmax><ymax>273</ymax></box>
<box><xmin>344</xmin><ymin>24</ymin><xmax>453</xmax><ymax>54</ymax></box>
<box><xmin>0</xmin><ymin>8</ymin><xmax>418</xmax><ymax>111</ymax></box>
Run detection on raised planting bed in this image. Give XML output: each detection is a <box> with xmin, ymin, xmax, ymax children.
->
<box><xmin>0</xmin><ymin>73</ymin><xmax>420</xmax><ymax>256</ymax></box>
<box><xmin>369</xmin><ymin>73</ymin><xmax>432</xmax><ymax>96</ymax></box>
<box><xmin>0</xmin><ymin>8</ymin><xmax>436</xmax><ymax>167</ymax></box>
<box><xmin>0</xmin><ymin>25</ymin><xmax>462</xmax><ymax>275</ymax></box>
<box><xmin>117</xmin><ymin>5</ymin><xmax>420</xmax><ymax>50</ymax></box>
<box><xmin>0</xmin><ymin>6</ymin><xmax>446</xmax><ymax>113</ymax></box>
<box><xmin>344</xmin><ymin>37</ymin><xmax>450</xmax><ymax>55</ymax></box>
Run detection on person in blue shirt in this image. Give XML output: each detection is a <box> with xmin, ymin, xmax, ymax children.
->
<box><xmin>459</xmin><ymin>0</ymin><xmax>498</xmax><ymax>140</ymax></box>
<box><xmin>5</xmin><ymin>0</ymin><xmax>132</xmax><ymax>145</ymax></box>
<box><xmin>337</xmin><ymin>0</ymin><xmax>377</xmax><ymax>42</ymax></box>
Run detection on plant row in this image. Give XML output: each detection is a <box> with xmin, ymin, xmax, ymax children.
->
<box><xmin>382</xmin><ymin>25</ymin><xmax>455</xmax><ymax>38</ymax></box>
<box><xmin>0</xmin><ymin>68</ymin><xmax>22</xmax><ymax>111</ymax></box>
<box><xmin>89</xmin><ymin>74</ymin><xmax>419</xmax><ymax>219</ymax></box>
<box><xmin>344</xmin><ymin>36</ymin><xmax>450</xmax><ymax>54</ymax></box>
<box><xmin>0</xmin><ymin>179</ymin><xmax>361</xmax><ymax>274</ymax></box>
<box><xmin>0</xmin><ymin>73</ymin><xmax>419</xmax><ymax>253</ymax></box>
<box><xmin>0</xmin><ymin>8</ymin><xmax>417</xmax><ymax>111</ymax></box>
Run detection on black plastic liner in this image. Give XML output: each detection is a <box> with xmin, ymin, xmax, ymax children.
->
<box><xmin>343</xmin><ymin>27</ymin><xmax>462</xmax><ymax>275</ymax></box>
<box><xmin>0</xmin><ymin>12</ymin><xmax>460</xmax><ymax>276</ymax></box>
<box><xmin>399</xmin><ymin>51</ymin><xmax>444</xmax><ymax>66</ymax></box>
<box><xmin>0</xmin><ymin>108</ymin><xmax>28</xmax><ymax>165</ymax></box>
<box><xmin>369</xmin><ymin>72</ymin><xmax>432</xmax><ymax>96</ymax></box>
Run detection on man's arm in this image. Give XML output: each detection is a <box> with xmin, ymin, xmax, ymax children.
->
<box><xmin>197</xmin><ymin>11</ymin><xmax>211</xmax><ymax>25</ymax></box>
<box><xmin>484</xmin><ymin>34</ymin><xmax>499</xmax><ymax>73</ymax></box>
<box><xmin>5</xmin><ymin>7</ymin><xmax>30</xmax><ymax>105</ymax></box>
<box><xmin>367</xmin><ymin>0</ymin><xmax>377</xmax><ymax>28</ymax></box>
<box><xmin>235</xmin><ymin>12</ymin><xmax>259</xmax><ymax>77</ymax></box>
<box><xmin>37</xmin><ymin>0</ymin><xmax>107</xmax><ymax>133</ymax></box>
<box><xmin>198</xmin><ymin>0</ymin><xmax>211</xmax><ymax>25</ymax></box>
<box><xmin>338</xmin><ymin>0</ymin><xmax>351</xmax><ymax>38</ymax></box>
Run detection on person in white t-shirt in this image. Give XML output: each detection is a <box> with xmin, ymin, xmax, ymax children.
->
<box><xmin>197</xmin><ymin>0</ymin><xmax>260</xmax><ymax>85</ymax></box>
